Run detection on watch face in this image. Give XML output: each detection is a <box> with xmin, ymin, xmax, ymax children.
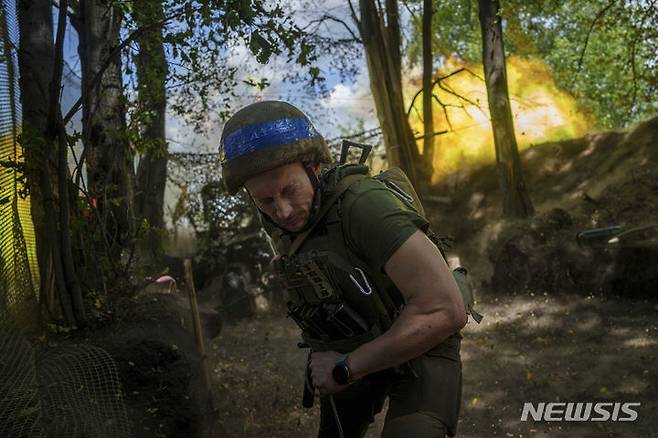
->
<box><xmin>332</xmin><ymin>364</ymin><xmax>350</xmax><ymax>385</ymax></box>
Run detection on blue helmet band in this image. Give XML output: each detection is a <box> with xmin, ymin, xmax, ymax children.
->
<box><xmin>222</xmin><ymin>117</ymin><xmax>320</xmax><ymax>161</ymax></box>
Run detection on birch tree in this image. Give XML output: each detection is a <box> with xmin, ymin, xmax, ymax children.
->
<box><xmin>134</xmin><ymin>0</ymin><xmax>168</xmax><ymax>259</ymax></box>
<box><xmin>349</xmin><ymin>0</ymin><xmax>426</xmax><ymax>187</ymax></box>
<box><xmin>478</xmin><ymin>0</ymin><xmax>533</xmax><ymax>218</ymax></box>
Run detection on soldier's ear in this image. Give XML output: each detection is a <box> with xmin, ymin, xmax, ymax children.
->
<box><xmin>312</xmin><ymin>162</ymin><xmax>321</xmax><ymax>174</ymax></box>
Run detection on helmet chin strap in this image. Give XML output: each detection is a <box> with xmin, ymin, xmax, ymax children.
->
<box><xmin>297</xmin><ymin>162</ymin><xmax>322</xmax><ymax>233</ymax></box>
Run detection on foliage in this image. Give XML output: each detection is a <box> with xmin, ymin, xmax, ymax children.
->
<box><xmin>294</xmin><ymin>0</ymin><xmax>363</xmax><ymax>84</ymax></box>
<box><xmin>121</xmin><ymin>0</ymin><xmax>320</xmax><ymax>134</ymax></box>
<box><xmin>406</xmin><ymin>0</ymin><xmax>657</xmax><ymax>129</ymax></box>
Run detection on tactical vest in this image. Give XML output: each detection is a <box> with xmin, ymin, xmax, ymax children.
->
<box><xmin>262</xmin><ymin>163</ymin><xmax>482</xmax><ymax>354</ymax></box>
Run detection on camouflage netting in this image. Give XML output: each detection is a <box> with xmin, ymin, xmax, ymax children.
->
<box><xmin>0</xmin><ymin>0</ymin><xmax>38</xmax><ymax>326</ymax></box>
<box><xmin>0</xmin><ymin>325</ymin><xmax>42</xmax><ymax>438</ymax></box>
<box><xmin>0</xmin><ymin>324</ymin><xmax>131</xmax><ymax>438</ymax></box>
<box><xmin>167</xmin><ymin>152</ymin><xmax>246</xmax><ymax>237</ymax></box>
<box><xmin>37</xmin><ymin>344</ymin><xmax>131</xmax><ymax>438</ymax></box>
<box><xmin>167</xmin><ymin>152</ymin><xmax>275</xmax><ymax>290</ymax></box>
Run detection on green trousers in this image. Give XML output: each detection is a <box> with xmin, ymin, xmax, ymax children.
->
<box><xmin>317</xmin><ymin>332</ymin><xmax>462</xmax><ymax>438</ymax></box>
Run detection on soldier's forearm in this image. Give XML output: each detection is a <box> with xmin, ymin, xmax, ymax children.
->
<box><xmin>347</xmin><ymin>303</ymin><xmax>464</xmax><ymax>381</ymax></box>
<box><xmin>351</xmin><ymin>228</ymin><xmax>465</xmax><ymax>380</ymax></box>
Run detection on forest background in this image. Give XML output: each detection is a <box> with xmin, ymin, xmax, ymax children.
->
<box><xmin>1</xmin><ymin>0</ymin><xmax>656</xmax><ymax>436</ymax></box>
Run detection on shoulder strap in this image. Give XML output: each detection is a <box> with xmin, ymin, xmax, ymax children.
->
<box><xmin>287</xmin><ymin>173</ymin><xmax>366</xmax><ymax>256</ymax></box>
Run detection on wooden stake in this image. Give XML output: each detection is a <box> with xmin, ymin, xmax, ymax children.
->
<box><xmin>183</xmin><ymin>258</ymin><xmax>213</xmax><ymax>399</ymax></box>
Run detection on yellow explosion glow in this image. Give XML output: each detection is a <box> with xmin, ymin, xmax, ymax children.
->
<box><xmin>407</xmin><ymin>56</ymin><xmax>594</xmax><ymax>183</ymax></box>
<box><xmin>0</xmin><ymin>133</ymin><xmax>40</xmax><ymax>304</ymax></box>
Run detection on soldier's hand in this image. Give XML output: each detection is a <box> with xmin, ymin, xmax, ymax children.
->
<box><xmin>309</xmin><ymin>351</ymin><xmax>349</xmax><ymax>395</ymax></box>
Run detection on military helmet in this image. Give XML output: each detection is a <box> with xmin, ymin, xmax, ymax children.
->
<box><xmin>219</xmin><ymin>100</ymin><xmax>333</xmax><ymax>195</ymax></box>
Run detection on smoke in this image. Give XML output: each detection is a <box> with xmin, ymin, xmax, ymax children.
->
<box><xmin>407</xmin><ymin>56</ymin><xmax>595</xmax><ymax>183</ymax></box>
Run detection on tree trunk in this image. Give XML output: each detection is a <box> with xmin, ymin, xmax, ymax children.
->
<box><xmin>134</xmin><ymin>0</ymin><xmax>168</xmax><ymax>257</ymax></box>
<box><xmin>421</xmin><ymin>0</ymin><xmax>435</xmax><ymax>189</ymax></box>
<box><xmin>50</xmin><ymin>0</ymin><xmax>86</xmax><ymax>324</ymax></box>
<box><xmin>17</xmin><ymin>0</ymin><xmax>76</xmax><ymax>325</ymax></box>
<box><xmin>478</xmin><ymin>0</ymin><xmax>534</xmax><ymax>218</ymax></box>
<box><xmin>353</xmin><ymin>0</ymin><xmax>425</xmax><ymax>188</ymax></box>
<box><xmin>16</xmin><ymin>0</ymin><xmax>55</xmax><ymax>318</ymax></box>
<box><xmin>79</xmin><ymin>0</ymin><xmax>135</xmax><ymax>254</ymax></box>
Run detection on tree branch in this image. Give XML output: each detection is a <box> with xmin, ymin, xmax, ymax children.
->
<box><xmin>436</xmin><ymin>80</ymin><xmax>485</xmax><ymax>116</ymax></box>
<box><xmin>49</xmin><ymin>0</ymin><xmax>68</xmax><ymax>127</ymax></box>
<box><xmin>347</xmin><ymin>0</ymin><xmax>361</xmax><ymax>33</ymax></box>
<box><xmin>575</xmin><ymin>0</ymin><xmax>615</xmax><ymax>74</ymax></box>
<box><xmin>63</xmin><ymin>4</ymin><xmax>193</xmax><ymax>124</ymax></box>
<box><xmin>304</xmin><ymin>14</ymin><xmax>362</xmax><ymax>43</ymax></box>
<box><xmin>627</xmin><ymin>0</ymin><xmax>655</xmax><ymax>117</ymax></box>
<box><xmin>407</xmin><ymin>67</ymin><xmax>484</xmax><ymax>115</ymax></box>
<box><xmin>401</xmin><ymin>0</ymin><xmax>420</xmax><ymax>25</ymax></box>
<box><xmin>432</xmin><ymin>93</ymin><xmax>455</xmax><ymax>130</ymax></box>
<box><xmin>414</xmin><ymin>129</ymin><xmax>448</xmax><ymax>140</ymax></box>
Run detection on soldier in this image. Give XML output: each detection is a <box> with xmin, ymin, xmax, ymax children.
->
<box><xmin>219</xmin><ymin>101</ymin><xmax>469</xmax><ymax>437</ymax></box>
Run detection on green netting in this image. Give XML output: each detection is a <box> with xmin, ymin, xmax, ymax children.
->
<box><xmin>0</xmin><ymin>324</ymin><xmax>43</xmax><ymax>438</ymax></box>
<box><xmin>0</xmin><ymin>324</ymin><xmax>132</xmax><ymax>438</ymax></box>
<box><xmin>0</xmin><ymin>0</ymin><xmax>39</xmax><ymax>324</ymax></box>
<box><xmin>37</xmin><ymin>343</ymin><xmax>132</xmax><ymax>438</ymax></box>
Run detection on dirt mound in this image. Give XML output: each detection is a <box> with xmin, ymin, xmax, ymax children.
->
<box><xmin>110</xmin><ymin>339</ymin><xmax>198</xmax><ymax>437</ymax></box>
<box><xmin>484</xmin><ymin>208</ymin><xmax>636</xmax><ymax>296</ymax></box>
<box><xmin>84</xmin><ymin>293</ymin><xmax>222</xmax><ymax>438</ymax></box>
<box><xmin>428</xmin><ymin>116</ymin><xmax>658</xmax><ymax>296</ymax></box>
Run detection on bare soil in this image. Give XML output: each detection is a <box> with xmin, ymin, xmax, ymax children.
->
<box><xmin>208</xmin><ymin>292</ymin><xmax>656</xmax><ymax>438</ymax></box>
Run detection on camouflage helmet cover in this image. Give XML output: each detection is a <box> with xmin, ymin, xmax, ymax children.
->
<box><xmin>219</xmin><ymin>100</ymin><xmax>333</xmax><ymax>194</ymax></box>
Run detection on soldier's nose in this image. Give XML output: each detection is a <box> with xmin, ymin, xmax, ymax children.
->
<box><xmin>274</xmin><ymin>200</ymin><xmax>293</xmax><ymax>221</ymax></box>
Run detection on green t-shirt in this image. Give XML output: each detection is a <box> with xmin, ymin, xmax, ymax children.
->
<box><xmin>340</xmin><ymin>177</ymin><xmax>430</xmax><ymax>274</ymax></box>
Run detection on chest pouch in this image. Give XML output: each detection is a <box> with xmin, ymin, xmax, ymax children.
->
<box><xmin>274</xmin><ymin>250</ymin><xmax>375</xmax><ymax>344</ymax></box>
<box><xmin>274</xmin><ymin>250</ymin><xmax>340</xmax><ymax>306</ymax></box>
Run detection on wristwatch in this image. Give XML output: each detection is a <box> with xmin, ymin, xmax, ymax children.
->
<box><xmin>332</xmin><ymin>354</ymin><xmax>351</xmax><ymax>385</ymax></box>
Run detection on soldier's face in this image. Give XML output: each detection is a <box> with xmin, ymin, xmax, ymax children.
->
<box><xmin>245</xmin><ymin>162</ymin><xmax>319</xmax><ymax>233</ymax></box>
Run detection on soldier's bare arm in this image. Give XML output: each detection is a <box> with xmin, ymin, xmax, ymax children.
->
<box><xmin>346</xmin><ymin>228</ymin><xmax>467</xmax><ymax>380</ymax></box>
